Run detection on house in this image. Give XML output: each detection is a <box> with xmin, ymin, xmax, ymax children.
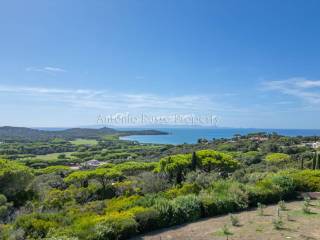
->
<box><xmin>81</xmin><ymin>159</ymin><xmax>109</xmax><ymax>169</ymax></box>
<box><xmin>305</xmin><ymin>142</ymin><xmax>320</xmax><ymax>149</ymax></box>
<box><xmin>249</xmin><ymin>136</ymin><xmax>268</xmax><ymax>142</ymax></box>
<box><xmin>82</xmin><ymin>159</ymin><xmax>101</xmax><ymax>168</ymax></box>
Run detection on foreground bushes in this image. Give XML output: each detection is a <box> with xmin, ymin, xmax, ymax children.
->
<box><xmin>4</xmin><ymin>170</ymin><xmax>316</xmax><ymax>240</ymax></box>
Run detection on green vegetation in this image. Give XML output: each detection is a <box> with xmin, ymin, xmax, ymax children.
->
<box><xmin>1</xmin><ymin>131</ymin><xmax>320</xmax><ymax>239</ymax></box>
<box><xmin>0</xmin><ymin>126</ymin><xmax>167</xmax><ymax>142</ymax></box>
<box><xmin>229</xmin><ymin>214</ymin><xmax>240</xmax><ymax>226</ymax></box>
<box><xmin>70</xmin><ymin>139</ymin><xmax>98</xmax><ymax>146</ymax></box>
<box><xmin>265</xmin><ymin>153</ymin><xmax>290</xmax><ymax>164</ymax></box>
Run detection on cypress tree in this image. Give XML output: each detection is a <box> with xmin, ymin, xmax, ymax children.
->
<box><xmin>312</xmin><ymin>152</ymin><xmax>317</xmax><ymax>170</ymax></box>
<box><xmin>301</xmin><ymin>157</ymin><xmax>304</xmax><ymax>170</ymax></box>
<box><xmin>191</xmin><ymin>151</ymin><xmax>198</xmax><ymax>171</ymax></box>
<box><xmin>317</xmin><ymin>152</ymin><xmax>320</xmax><ymax>170</ymax></box>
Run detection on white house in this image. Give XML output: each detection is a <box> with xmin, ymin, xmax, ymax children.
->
<box><xmin>305</xmin><ymin>142</ymin><xmax>320</xmax><ymax>149</ymax></box>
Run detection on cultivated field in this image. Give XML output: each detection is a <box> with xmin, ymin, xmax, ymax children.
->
<box><xmin>133</xmin><ymin>200</ymin><xmax>320</xmax><ymax>240</ymax></box>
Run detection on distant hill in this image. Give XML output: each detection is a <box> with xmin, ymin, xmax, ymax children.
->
<box><xmin>0</xmin><ymin>126</ymin><xmax>167</xmax><ymax>142</ymax></box>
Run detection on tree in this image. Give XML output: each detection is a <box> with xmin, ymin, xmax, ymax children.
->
<box><xmin>312</xmin><ymin>152</ymin><xmax>317</xmax><ymax>170</ymax></box>
<box><xmin>89</xmin><ymin>168</ymin><xmax>123</xmax><ymax>191</ymax></box>
<box><xmin>196</xmin><ymin>150</ymin><xmax>238</xmax><ymax>173</ymax></box>
<box><xmin>64</xmin><ymin>171</ymin><xmax>90</xmax><ymax>188</ymax></box>
<box><xmin>156</xmin><ymin>154</ymin><xmax>192</xmax><ymax>184</ymax></box>
<box><xmin>315</xmin><ymin>152</ymin><xmax>320</xmax><ymax>170</ymax></box>
<box><xmin>191</xmin><ymin>152</ymin><xmax>198</xmax><ymax>171</ymax></box>
<box><xmin>0</xmin><ymin>159</ymin><xmax>34</xmax><ymax>203</ymax></box>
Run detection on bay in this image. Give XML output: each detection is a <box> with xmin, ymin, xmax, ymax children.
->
<box><xmin>120</xmin><ymin>128</ymin><xmax>320</xmax><ymax>145</ymax></box>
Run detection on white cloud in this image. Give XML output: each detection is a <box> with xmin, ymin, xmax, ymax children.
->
<box><xmin>26</xmin><ymin>66</ymin><xmax>66</xmax><ymax>73</ymax></box>
<box><xmin>262</xmin><ymin>77</ymin><xmax>320</xmax><ymax>104</ymax></box>
<box><xmin>0</xmin><ymin>85</ymin><xmax>220</xmax><ymax>113</ymax></box>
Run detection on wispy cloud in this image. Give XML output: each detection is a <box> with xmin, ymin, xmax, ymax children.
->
<box><xmin>25</xmin><ymin>66</ymin><xmax>66</xmax><ymax>73</ymax></box>
<box><xmin>0</xmin><ymin>85</ymin><xmax>221</xmax><ymax>113</ymax></box>
<box><xmin>262</xmin><ymin>77</ymin><xmax>320</xmax><ymax>104</ymax></box>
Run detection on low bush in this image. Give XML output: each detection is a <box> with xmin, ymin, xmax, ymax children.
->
<box><xmin>106</xmin><ymin>196</ymin><xmax>140</xmax><ymax>213</ymax></box>
<box><xmin>170</xmin><ymin>194</ymin><xmax>201</xmax><ymax>225</ymax></box>
<box><xmin>137</xmin><ymin>172</ymin><xmax>170</xmax><ymax>194</ymax></box>
<box><xmin>14</xmin><ymin>213</ymin><xmax>62</xmax><ymax>239</ymax></box>
<box><xmin>128</xmin><ymin>207</ymin><xmax>160</xmax><ymax>233</ymax></box>
<box><xmin>200</xmin><ymin>181</ymin><xmax>249</xmax><ymax>217</ymax></box>
<box><xmin>288</xmin><ymin>170</ymin><xmax>320</xmax><ymax>191</ymax></box>
<box><xmin>95</xmin><ymin>212</ymin><xmax>138</xmax><ymax>240</ymax></box>
<box><xmin>265</xmin><ymin>153</ymin><xmax>290</xmax><ymax>164</ymax></box>
<box><xmin>164</xmin><ymin>183</ymin><xmax>200</xmax><ymax>199</ymax></box>
<box><xmin>152</xmin><ymin>198</ymin><xmax>174</xmax><ymax>227</ymax></box>
<box><xmin>248</xmin><ymin>174</ymin><xmax>296</xmax><ymax>205</ymax></box>
<box><xmin>185</xmin><ymin>171</ymin><xmax>219</xmax><ymax>189</ymax></box>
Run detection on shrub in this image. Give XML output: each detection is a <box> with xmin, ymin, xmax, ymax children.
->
<box><xmin>185</xmin><ymin>171</ymin><xmax>219</xmax><ymax>189</ymax></box>
<box><xmin>257</xmin><ymin>202</ymin><xmax>266</xmax><ymax>216</ymax></box>
<box><xmin>44</xmin><ymin>189</ymin><xmax>74</xmax><ymax>210</ymax></box>
<box><xmin>164</xmin><ymin>183</ymin><xmax>200</xmax><ymax>199</ymax></box>
<box><xmin>113</xmin><ymin>180</ymin><xmax>137</xmax><ymax>197</ymax></box>
<box><xmin>128</xmin><ymin>207</ymin><xmax>160</xmax><ymax>233</ymax></box>
<box><xmin>68</xmin><ymin>212</ymin><xmax>137</xmax><ymax>240</ymax></box>
<box><xmin>98</xmin><ymin>212</ymin><xmax>138</xmax><ymax>240</ymax></box>
<box><xmin>135</xmin><ymin>194</ymin><xmax>166</xmax><ymax>208</ymax></box>
<box><xmin>221</xmin><ymin>224</ymin><xmax>233</xmax><ymax>239</ymax></box>
<box><xmin>137</xmin><ymin>172</ymin><xmax>169</xmax><ymax>194</ymax></box>
<box><xmin>95</xmin><ymin>223</ymin><xmax>117</xmax><ymax>240</ymax></box>
<box><xmin>288</xmin><ymin>170</ymin><xmax>320</xmax><ymax>191</ymax></box>
<box><xmin>302</xmin><ymin>198</ymin><xmax>311</xmax><ymax>214</ymax></box>
<box><xmin>106</xmin><ymin>196</ymin><xmax>140</xmax><ymax>213</ymax></box>
<box><xmin>229</xmin><ymin>214</ymin><xmax>240</xmax><ymax>226</ymax></box>
<box><xmin>14</xmin><ymin>213</ymin><xmax>61</xmax><ymax>239</ymax></box>
<box><xmin>80</xmin><ymin>201</ymin><xmax>106</xmax><ymax>215</ymax></box>
<box><xmin>278</xmin><ymin>200</ymin><xmax>286</xmax><ymax>211</ymax></box>
<box><xmin>265</xmin><ymin>153</ymin><xmax>290</xmax><ymax>164</ymax></box>
<box><xmin>65</xmin><ymin>215</ymin><xmax>100</xmax><ymax>240</ymax></box>
<box><xmin>152</xmin><ymin>198</ymin><xmax>174</xmax><ymax>227</ymax></box>
<box><xmin>248</xmin><ymin>174</ymin><xmax>296</xmax><ymax>205</ymax></box>
<box><xmin>200</xmin><ymin>181</ymin><xmax>249</xmax><ymax>217</ymax></box>
<box><xmin>170</xmin><ymin>195</ymin><xmax>201</xmax><ymax>225</ymax></box>
<box><xmin>272</xmin><ymin>216</ymin><xmax>283</xmax><ymax>230</ymax></box>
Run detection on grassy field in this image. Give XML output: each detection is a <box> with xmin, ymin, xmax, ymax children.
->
<box><xmin>70</xmin><ymin>138</ymin><xmax>98</xmax><ymax>146</ymax></box>
<box><xmin>28</xmin><ymin>152</ymin><xmax>75</xmax><ymax>160</ymax></box>
<box><xmin>132</xmin><ymin>200</ymin><xmax>320</xmax><ymax>240</ymax></box>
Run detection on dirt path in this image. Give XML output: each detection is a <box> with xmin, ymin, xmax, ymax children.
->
<box><xmin>131</xmin><ymin>200</ymin><xmax>320</xmax><ymax>240</ymax></box>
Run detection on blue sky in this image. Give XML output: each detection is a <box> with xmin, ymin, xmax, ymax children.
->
<box><xmin>1</xmin><ymin>0</ymin><xmax>320</xmax><ymax>128</ymax></box>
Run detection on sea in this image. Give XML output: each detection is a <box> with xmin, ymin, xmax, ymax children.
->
<box><xmin>119</xmin><ymin>128</ymin><xmax>320</xmax><ymax>145</ymax></box>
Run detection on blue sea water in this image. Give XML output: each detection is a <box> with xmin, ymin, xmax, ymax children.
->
<box><xmin>120</xmin><ymin>128</ymin><xmax>320</xmax><ymax>145</ymax></box>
